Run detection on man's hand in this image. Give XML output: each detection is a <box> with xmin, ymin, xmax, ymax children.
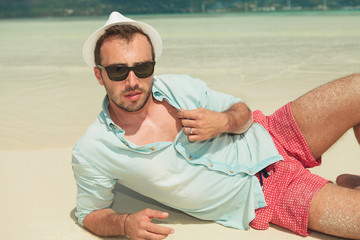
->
<box><xmin>177</xmin><ymin>102</ymin><xmax>253</xmax><ymax>142</ymax></box>
<box><xmin>83</xmin><ymin>208</ymin><xmax>174</xmax><ymax>239</ymax></box>
<box><xmin>125</xmin><ymin>209</ymin><xmax>174</xmax><ymax>240</ymax></box>
<box><xmin>177</xmin><ymin>107</ymin><xmax>227</xmax><ymax>142</ymax></box>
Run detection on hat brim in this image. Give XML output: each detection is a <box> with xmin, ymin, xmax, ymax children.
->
<box><xmin>82</xmin><ymin>16</ymin><xmax>162</xmax><ymax>68</ymax></box>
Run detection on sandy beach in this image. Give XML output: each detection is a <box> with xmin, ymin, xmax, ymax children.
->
<box><xmin>1</xmin><ymin>12</ymin><xmax>359</xmax><ymax>239</ymax></box>
<box><xmin>1</xmin><ymin>134</ymin><xmax>358</xmax><ymax>239</ymax></box>
<box><xmin>1</xmin><ymin>77</ymin><xmax>358</xmax><ymax>240</ymax></box>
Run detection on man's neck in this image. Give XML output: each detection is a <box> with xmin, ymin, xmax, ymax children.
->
<box><xmin>108</xmin><ymin>95</ymin><xmax>154</xmax><ymax>128</ymax></box>
<box><xmin>108</xmin><ymin>95</ymin><xmax>182</xmax><ymax>145</ymax></box>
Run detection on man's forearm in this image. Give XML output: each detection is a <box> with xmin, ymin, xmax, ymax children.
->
<box><xmin>223</xmin><ymin>102</ymin><xmax>253</xmax><ymax>134</ymax></box>
<box><xmin>83</xmin><ymin>208</ymin><xmax>128</xmax><ymax>237</ymax></box>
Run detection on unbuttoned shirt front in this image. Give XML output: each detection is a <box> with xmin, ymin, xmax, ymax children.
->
<box><xmin>72</xmin><ymin>74</ymin><xmax>283</xmax><ymax>229</ymax></box>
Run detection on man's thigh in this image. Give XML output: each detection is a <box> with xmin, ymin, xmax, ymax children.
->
<box><xmin>291</xmin><ymin>74</ymin><xmax>360</xmax><ymax>159</ymax></box>
<box><xmin>308</xmin><ymin>183</ymin><xmax>360</xmax><ymax>239</ymax></box>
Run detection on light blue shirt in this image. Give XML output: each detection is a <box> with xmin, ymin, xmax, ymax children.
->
<box><xmin>72</xmin><ymin>74</ymin><xmax>283</xmax><ymax>229</ymax></box>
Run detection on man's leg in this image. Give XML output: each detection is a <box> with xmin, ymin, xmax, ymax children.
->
<box><xmin>291</xmin><ymin>74</ymin><xmax>360</xmax><ymax>159</ymax></box>
<box><xmin>308</xmin><ymin>183</ymin><xmax>360</xmax><ymax>239</ymax></box>
<box><xmin>291</xmin><ymin>74</ymin><xmax>360</xmax><ymax>238</ymax></box>
<box><xmin>337</xmin><ymin>174</ymin><xmax>360</xmax><ymax>190</ymax></box>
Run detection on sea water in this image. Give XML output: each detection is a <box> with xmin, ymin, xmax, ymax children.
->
<box><xmin>0</xmin><ymin>11</ymin><xmax>359</xmax><ymax>149</ymax></box>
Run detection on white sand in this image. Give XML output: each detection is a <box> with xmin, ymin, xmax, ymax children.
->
<box><xmin>1</xmin><ymin>121</ymin><xmax>358</xmax><ymax>239</ymax></box>
<box><xmin>1</xmin><ymin>69</ymin><xmax>358</xmax><ymax>240</ymax></box>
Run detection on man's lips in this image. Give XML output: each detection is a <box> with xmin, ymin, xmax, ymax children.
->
<box><xmin>125</xmin><ymin>91</ymin><xmax>141</xmax><ymax>101</ymax></box>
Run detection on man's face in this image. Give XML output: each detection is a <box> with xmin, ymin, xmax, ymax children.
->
<box><xmin>95</xmin><ymin>33</ymin><xmax>154</xmax><ymax>112</ymax></box>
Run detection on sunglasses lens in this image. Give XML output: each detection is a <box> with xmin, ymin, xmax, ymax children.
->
<box><xmin>107</xmin><ymin>66</ymin><xmax>129</xmax><ymax>81</ymax></box>
<box><xmin>134</xmin><ymin>62</ymin><xmax>155</xmax><ymax>78</ymax></box>
<box><xmin>103</xmin><ymin>62</ymin><xmax>155</xmax><ymax>81</ymax></box>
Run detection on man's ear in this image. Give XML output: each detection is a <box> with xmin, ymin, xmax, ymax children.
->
<box><xmin>94</xmin><ymin>67</ymin><xmax>104</xmax><ymax>86</ymax></box>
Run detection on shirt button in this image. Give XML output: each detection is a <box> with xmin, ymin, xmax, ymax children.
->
<box><xmin>151</xmin><ymin>146</ymin><xmax>155</xmax><ymax>150</ymax></box>
<box><xmin>230</xmin><ymin>169</ymin><xmax>234</xmax><ymax>173</ymax></box>
<box><xmin>124</xmin><ymin>142</ymin><xmax>129</xmax><ymax>146</ymax></box>
<box><xmin>189</xmin><ymin>156</ymin><xmax>193</xmax><ymax>160</ymax></box>
<box><xmin>249</xmin><ymin>170</ymin><xmax>253</xmax><ymax>174</ymax></box>
<box><xmin>112</xmin><ymin>125</ymin><xmax>117</xmax><ymax>129</ymax></box>
<box><xmin>209</xmin><ymin>163</ymin><xmax>213</xmax><ymax>167</ymax></box>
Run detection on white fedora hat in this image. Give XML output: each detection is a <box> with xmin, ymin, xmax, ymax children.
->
<box><xmin>82</xmin><ymin>11</ymin><xmax>163</xmax><ymax>68</ymax></box>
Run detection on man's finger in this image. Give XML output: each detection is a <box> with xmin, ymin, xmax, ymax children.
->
<box><xmin>180</xmin><ymin>119</ymin><xmax>197</xmax><ymax>128</ymax></box>
<box><xmin>142</xmin><ymin>231</ymin><xmax>170</xmax><ymax>240</ymax></box>
<box><xmin>188</xmin><ymin>134</ymin><xmax>205</xmax><ymax>142</ymax></box>
<box><xmin>146</xmin><ymin>222</ymin><xmax>174</xmax><ymax>235</ymax></box>
<box><xmin>143</xmin><ymin>209</ymin><xmax>169</xmax><ymax>220</ymax></box>
<box><xmin>177</xmin><ymin>109</ymin><xmax>198</xmax><ymax>120</ymax></box>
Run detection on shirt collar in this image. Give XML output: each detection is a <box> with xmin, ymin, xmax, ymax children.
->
<box><xmin>101</xmin><ymin>95</ymin><xmax>121</xmax><ymax>132</ymax></box>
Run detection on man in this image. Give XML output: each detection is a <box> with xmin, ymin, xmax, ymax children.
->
<box><xmin>72</xmin><ymin>12</ymin><xmax>360</xmax><ymax>239</ymax></box>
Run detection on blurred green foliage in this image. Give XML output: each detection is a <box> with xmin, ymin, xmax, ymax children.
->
<box><xmin>1</xmin><ymin>0</ymin><xmax>360</xmax><ymax>18</ymax></box>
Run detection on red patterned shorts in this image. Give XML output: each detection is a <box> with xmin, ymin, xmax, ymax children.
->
<box><xmin>250</xmin><ymin>103</ymin><xmax>329</xmax><ymax>236</ymax></box>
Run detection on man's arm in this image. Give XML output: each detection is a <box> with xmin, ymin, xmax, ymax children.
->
<box><xmin>83</xmin><ymin>208</ymin><xmax>174</xmax><ymax>239</ymax></box>
<box><xmin>177</xmin><ymin>102</ymin><xmax>253</xmax><ymax>142</ymax></box>
<box><xmin>222</xmin><ymin>102</ymin><xmax>253</xmax><ymax>134</ymax></box>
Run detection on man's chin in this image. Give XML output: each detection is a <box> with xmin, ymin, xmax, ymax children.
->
<box><xmin>119</xmin><ymin>101</ymin><xmax>147</xmax><ymax>112</ymax></box>
<box><xmin>115</xmin><ymin>90</ymin><xmax>151</xmax><ymax>112</ymax></box>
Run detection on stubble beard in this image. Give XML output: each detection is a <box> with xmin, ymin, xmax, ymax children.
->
<box><xmin>108</xmin><ymin>85</ymin><xmax>152</xmax><ymax>112</ymax></box>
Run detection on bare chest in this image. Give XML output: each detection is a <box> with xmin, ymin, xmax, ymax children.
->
<box><xmin>123</xmin><ymin>102</ymin><xmax>183</xmax><ymax>146</ymax></box>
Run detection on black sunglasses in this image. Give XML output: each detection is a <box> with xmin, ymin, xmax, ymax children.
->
<box><xmin>97</xmin><ymin>61</ymin><xmax>156</xmax><ymax>81</ymax></box>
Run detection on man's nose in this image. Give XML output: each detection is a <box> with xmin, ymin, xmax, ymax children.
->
<box><xmin>125</xmin><ymin>70</ymin><xmax>139</xmax><ymax>87</ymax></box>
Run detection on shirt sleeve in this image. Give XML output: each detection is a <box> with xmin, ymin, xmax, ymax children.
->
<box><xmin>202</xmin><ymin>87</ymin><xmax>243</xmax><ymax>113</ymax></box>
<box><xmin>185</xmin><ymin>75</ymin><xmax>243</xmax><ymax>112</ymax></box>
<box><xmin>154</xmin><ymin>74</ymin><xmax>243</xmax><ymax>113</ymax></box>
<box><xmin>72</xmin><ymin>145</ymin><xmax>116</xmax><ymax>226</ymax></box>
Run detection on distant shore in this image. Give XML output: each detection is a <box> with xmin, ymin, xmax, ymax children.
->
<box><xmin>1</xmin><ymin>3</ymin><xmax>360</xmax><ymax>19</ymax></box>
<box><xmin>1</xmin><ymin>9</ymin><xmax>359</xmax><ymax>20</ymax></box>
